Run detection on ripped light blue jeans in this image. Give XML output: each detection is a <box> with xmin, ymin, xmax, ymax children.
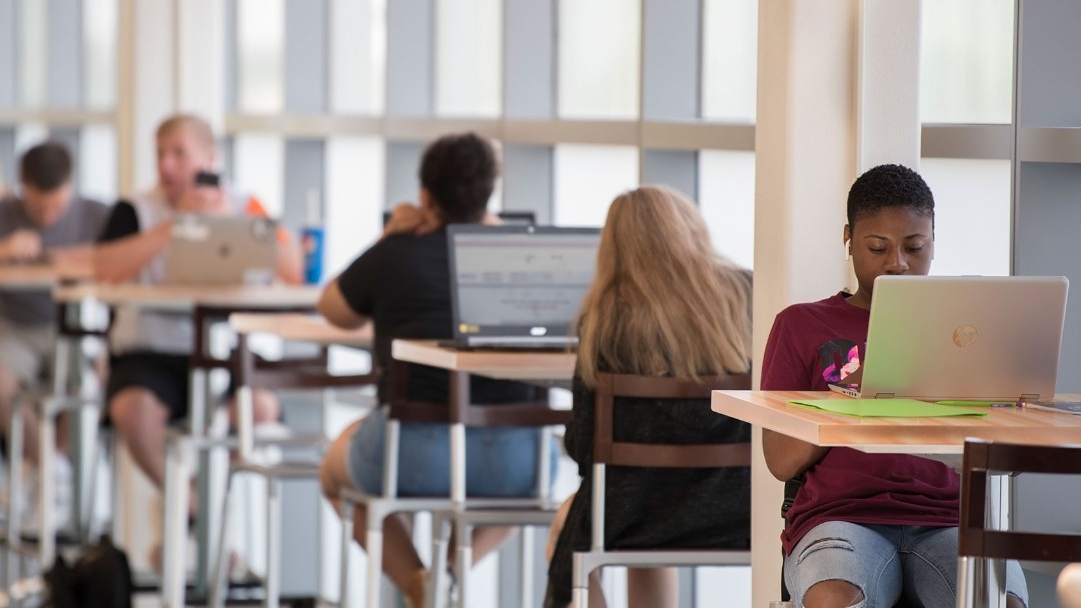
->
<box><xmin>784</xmin><ymin>521</ymin><xmax>1028</xmax><ymax>608</ymax></box>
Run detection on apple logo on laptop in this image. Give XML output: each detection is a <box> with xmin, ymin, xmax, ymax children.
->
<box><xmin>530</xmin><ymin>326</ymin><xmax>547</xmax><ymax>336</ymax></box>
<box><xmin>952</xmin><ymin>324</ymin><xmax>978</xmax><ymax>348</ymax></box>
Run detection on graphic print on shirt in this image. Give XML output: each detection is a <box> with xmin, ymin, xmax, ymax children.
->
<box><xmin>818</xmin><ymin>339</ymin><xmax>863</xmax><ymax>385</ymax></box>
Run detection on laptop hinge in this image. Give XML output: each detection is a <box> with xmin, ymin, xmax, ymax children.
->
<box><xmin>1020</xmin><ymin>393</ymin><xmax>1041</xmax><ymax>402</ymax></box>
<box><xmin>874</xmin><ymin>393</ymin><xmax>895</xmax><ymax>399</ymax></box>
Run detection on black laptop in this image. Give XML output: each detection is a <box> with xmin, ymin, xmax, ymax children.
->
<box><xmin>443</xmin><ymin>224</ymin><xmax>600</xmax><ymax>350</ymax></box>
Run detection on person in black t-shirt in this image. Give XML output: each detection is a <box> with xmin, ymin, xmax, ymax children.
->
<box><xmin>317</xmin><ymin>132</ymin><xmax>555</xmax><ymax>607</ymax></box>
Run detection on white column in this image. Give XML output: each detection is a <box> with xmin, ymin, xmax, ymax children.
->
<box><xmin>857</xmin><ymin>0</ymin><xmax>922</xmax><ymax>171</ymax></box>
<box><xmin>752</xmin><ymin>1</ymin><xmax>921</xmax><ymax>605</ymax></box>
<box><xmin>175</xmin><ymin>0</ymin><xmax>227</xmax><ymax>132</ymax></box>
<box><xmin>117</xmin><ymin>0</ymin><xmax>176</xmax><ymax>196</ymax></box>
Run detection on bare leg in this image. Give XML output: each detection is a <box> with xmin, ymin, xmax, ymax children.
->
<box><xmin>803</xmin><ymin>580</ymin><xmax>865</xmax><ymax>607</ymax></box>
<box><xmin>627</xmin><ymin>567</ymin><xmax>679</xmax><ymax>608</ymax></box>
<box><xmin>108</xmin><ymin>387</ymin><xmax>170</xmax><ymax>488</ymax></box>
<box><xmin>225</xmin><ymin>387</ymin><xmax>281</xmax><ymax>429</ymax></box>
<box><xmin>0</xmin><ymin>364</ymin><xmax>41</xmax><ymax>463</ymax></box>
<box><xmin>320</xmin><ymin>418</ymin><xmax>427</xmax><ymax>606</ymax></box>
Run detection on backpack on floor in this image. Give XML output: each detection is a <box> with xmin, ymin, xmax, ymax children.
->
<box><xmin>44</xmin><ymin>534</ymin><xmax>133</xmax><ymax>608</ymax></box>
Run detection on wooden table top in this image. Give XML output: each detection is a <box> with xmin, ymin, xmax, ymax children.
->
<box><xmin>391</xmin><ymin>339</ymin><xmax>576</xmax><ymax>381</ymax></box>
<box><xmin>713</xmin><ymin>390</ymin><xmax>1081</xmax><ymax>454</ymax></box>
<box><xmin>0</xmin><ymin>262</ymin><xmax>93</xmax><ymax>290</ymax></box>
<box><xmin>52</xmin><ymin>282</ymin><xmax>321</xmax><ymax>312</ymax></box>
<box><xmin>228</xmin><ymin>313</ymin><xmax>373</xmax><ymax>349</ymax></box>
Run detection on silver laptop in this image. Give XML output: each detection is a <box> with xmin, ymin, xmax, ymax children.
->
<box><xmin>829</xmin><ymin>275</ymin><xmax>1069</xmax><ymax>400</ymax></box>
<box><xmin>445</xmin><ymin>224</ymin><xmax>600</xmax><ymax>349</ymax></box>
<box><xmin>164</xmin><ymin>214</ymin><xmax>278</xmax><ymax>285</ymax></box>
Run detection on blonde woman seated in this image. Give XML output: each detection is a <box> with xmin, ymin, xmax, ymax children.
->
<box><xmin>544</xmin><ymin>185</ymin><xmax>753</xmax><ymax>608</ymax></box>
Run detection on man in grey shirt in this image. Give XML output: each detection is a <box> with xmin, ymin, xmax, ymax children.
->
<box><xmin>0</xmin><ymin>141</ymin><xmax>109</xmax><ymax>476</ymax></box>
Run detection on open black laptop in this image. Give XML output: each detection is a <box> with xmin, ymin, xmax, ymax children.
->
<box><xmin>442</xmin><ymin>224</ymin><xmax>601</xmax><ymax>350</ymax></box>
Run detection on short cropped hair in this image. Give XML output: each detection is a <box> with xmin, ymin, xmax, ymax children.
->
<box><xmin>847</xmin><ymin>164</ymin><xmax>935</xmax><ymax>228</ymax></box>
<box><xmin>156</xmin><ymin>114</ymin><xmax>216</xmax><ymax>150</ymax></box>
<box><xmin>20</xmin><ymin>141</ymin><xmax>73</xmax><ymax>191</ymax></box>
<box><xmin>418</xmin><ymin>133</ymin><xmax>498</xmax><ymax>223</ymax></box>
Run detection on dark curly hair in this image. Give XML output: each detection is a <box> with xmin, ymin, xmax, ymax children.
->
<box><xmin>20</xmin><ymin>141</ymin><xmax>73</xmax><ymax>191</ymax></box>
<box><xmin>418</xmin><ymin>133</ymin><xmax>498</xmax><ymax>223</ymax></box>
<box><xmin>847</xmin><ymin>164</ymin><xmax>935</xmax><ymax>228</ymax></box>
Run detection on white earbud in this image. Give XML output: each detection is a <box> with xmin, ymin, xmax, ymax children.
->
<box><xmin>844</xmin><ymin>241</ymin><xmax>852</xmax><ymax>261</ymax></box>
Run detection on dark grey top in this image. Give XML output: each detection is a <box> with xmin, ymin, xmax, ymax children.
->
<box><xmin>0</xmin><ymin>195</ymin><xmax>110</xmax><ymax>324</ymax></box>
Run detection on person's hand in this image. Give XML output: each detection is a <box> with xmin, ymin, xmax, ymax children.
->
<box><xmin>382</xmin><ymin>202</ymin><xmax>439</xmax><ymax>238</ymax></box>
<box><xmin>0</xmin><ymin>229</ymin><xmax>43</xmax><ymax>261</ymax></box>
<box><xmin>176</xmin><ymin>186</ymin><xmax>231</xmax><ymax>216</ymax></box>
<box><xmin>481</xmin><ymin>212</ymin><xmax>504</xmax><ymax>226</ymax></box>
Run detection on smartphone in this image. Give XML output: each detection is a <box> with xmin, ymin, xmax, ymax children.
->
<box><xmin>194</xmin><ymin>170</ymin><xmax>221</xmax><ymax>187</ymax></box>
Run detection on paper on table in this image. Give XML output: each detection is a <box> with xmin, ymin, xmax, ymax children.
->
<box><xmin>788</xmin><ymin>398</ymin><xmax>988</xmax><ymax>418</ymax></box>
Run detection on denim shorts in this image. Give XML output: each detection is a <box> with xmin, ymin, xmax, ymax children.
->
<box><xmin>784</xmin><ymin>521</ymin><xmax>1028</xmax><ymax>608</ymax></box>
<box><xmin>346</xmin><ymin>405</ymin><xmax>560</xmax><ymax>498</ymax></box>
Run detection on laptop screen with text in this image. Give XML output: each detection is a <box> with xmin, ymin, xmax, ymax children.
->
<box><xmin>447</xmin><ymin>225</ymin><xmax>600</xmax><ymax>343</ymax></box>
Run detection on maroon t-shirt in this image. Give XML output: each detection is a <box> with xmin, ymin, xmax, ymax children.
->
<box><xmin>761</xmin><ymin>291</ymin><xmax>960</xmax><ymax>554</ymax></box>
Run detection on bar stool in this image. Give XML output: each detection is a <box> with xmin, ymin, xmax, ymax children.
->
<box><xmin>571</xmin><ymin>372</ymin><xmax>753</xmax><ymax>608</ymax></box>
<box><xmin>339</xmin><ymin>360</ymin><xmax>566</xmax><ymax>608</ymax></box>
<box><xmin>207</xmin><ymin>324</ymin><xmax>378</xmax><ymax>608</ymax></box>
<box><xmin>958</xmin><ymin>438</ymin><xmax>1081</xmax><ymax>608</ymax></box>
<box><xmin>160</xmin><ymin>303</ymin><xmax>315</xmax><ymax>608</ymax></box>
<box><xmin>5</xmin><ymin>295</ymin><xmax>109</xmax><ymax>586</ymax></box>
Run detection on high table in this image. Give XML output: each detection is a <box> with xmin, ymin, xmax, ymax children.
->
<box><xmin>52</xmin><ymin>282</ymin><xmax>322</xmax><ymax>608</ymax></box>
<box><xmin>712</xmin><ymin>390</ymin><xmax>1081</xmax><ymax>608</ymax></box>
<box><xmin>390</xmin><ymin>340</ymin><xmax>575</xmax><ymax>607</ymax></box>
<box><xmin>0</xmin><ymin>262</ymin><xmax>93</xmax><ymax>291</ymax></box>
<box><xmin>390</xmin><ymin>340</ymin><xmax>577</xmax><ymax>383</ymax></box>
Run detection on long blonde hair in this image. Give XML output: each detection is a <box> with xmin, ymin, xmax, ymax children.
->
<box><xmin>576</xmin><ymin>185</ymin><xmax>752</xmax><ymax>387</ymax></box>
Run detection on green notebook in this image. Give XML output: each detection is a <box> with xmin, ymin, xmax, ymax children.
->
<box><xmin>788</xmin><ymin>398</ymin><xmax>988</xmax><ymax>418</ymax></box>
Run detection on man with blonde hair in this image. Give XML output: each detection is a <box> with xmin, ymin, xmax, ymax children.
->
<box><xmin>94</xmin><ymin>114</ymin><xmax>301</xmax><ymax>494</ymax></box>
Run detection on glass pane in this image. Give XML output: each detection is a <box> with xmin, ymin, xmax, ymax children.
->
<box><xmin>921</xmin><ymin>0</ymin><xmax>1014</xmax><ymax>124</ymax></box>
<box><xmin>79</xmin><ymin>124</ymin><xmax>117</xmax><ymax>203</ymax></box>
<box><xmin>18</xmin><ymin>0</ymin><xmax>47</xmax><ymax>106</ymax></box>
<box><xmin>329</xmin><ymin>0</ymin><xmax>386</xmax><ymax>114</ymax></box>
<box><xmin>557</xmin><ymin>0</ymin><xmax>640</xmax><ymax>119</ymax></box>
<box><xmin>232</xmin><ymin>133</ymin><xmax>285</xmax><ymax>217</ymax></box>
<box><xmin>698</xmin><ymin>150</ymin><xmax>755</xmax><ymax>269</ymax></box>
<box><xmin>324</xmin><ymin>136</ymin><xmax>384</xmax><ymax>277</ymax></box>
<box><xmin>0</xmin><ymin>127</ymin><xmax>15</xmax><ymax>191</ymax></box>
<box><xmin>236</xmin><ymin>0</ymin><xmax>285</xmax><ymax>113</ymax></box>
<box><xmin>553</xmin><ymin>144</ymin><xmax>638</xmax><ymax>227</ymax></box>
<box><xmin>920</xmin><ymin>157</ymin><xmax>1011</xmax><ymax>276</ymax></box>
<box><xmin>701</xmin><ymin>0</ymin><xmax>758</xmax><ymax>122</ymax></box>
<box><xmin>14</xmin><ymin>123</ymin><xmax>48</xmax><ymax>155</ymax></box>
<box><xmin>83</xmin><ymin>0</ymin><xmax>118</xmax><ymax>109</ymax></box>
<box><xmin>435</xmin><ymin>0</ymin><xmax>501</xmax><ymax>117</ymax></box>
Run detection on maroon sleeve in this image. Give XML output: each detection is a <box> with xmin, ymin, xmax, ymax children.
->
<box><xmin>760</xmin><ymin>308</ymin><xmax>814</xmax><ymax>391</ymax></box>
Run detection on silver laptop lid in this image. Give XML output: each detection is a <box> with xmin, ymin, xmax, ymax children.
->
<box><xmin>447</xmin><ymin>224</ymin><xmax>600</xmax><ymax>344</ymax></box>
<box><xmin>164</xmin><ymin>214</ymin><xmax>278</xmax><ymax>285</ymax></box>
<box><xmin>859</xmin><ymin>275</ymin><xmax>1069</xmax><ymax>400</ymax></box>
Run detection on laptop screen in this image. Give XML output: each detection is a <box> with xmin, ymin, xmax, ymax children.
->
<box><xmin>447</xmin><ymin>225</ymin><xmax>600</xmax><ymax>341</ymax></box>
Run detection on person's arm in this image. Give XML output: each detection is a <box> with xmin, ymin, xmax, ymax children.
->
<box><xmin>92</xmin><ymin>200</ymin><xmax>171</xmax><ymax>283</ymax></box>
<box><xmin>0</xmin><ymin>229</ymin><xmax>43</xmax><ymax>262</ymax></box>
<box><xmin>762</xmin><ymin>430</ymin><xmax>830</xmax><ymax>482</ymax></box>
<box><xmin>317</xmin><ymin>277</ymin><xmax>369</xmax><ymax>329</ymax></box>
<box><xmin>760</xmin><ymin>312</ymin><xmax>831</xmax><ymax>481</ymax></box>
<box><xmin>274</xmin><ymin>231</ymin><xmax>304</xmax><ymax>285</ymax></box>
<box><xmin>46</xmin><ymin>244</ymin><xmax>94</xmax><ymax>276</ymax></box>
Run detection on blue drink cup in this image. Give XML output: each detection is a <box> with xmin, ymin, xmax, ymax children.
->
<box><xmin>301</xmin><ymin>225</ymin><xmax>325</xmax><ymax>285</ymax></box>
